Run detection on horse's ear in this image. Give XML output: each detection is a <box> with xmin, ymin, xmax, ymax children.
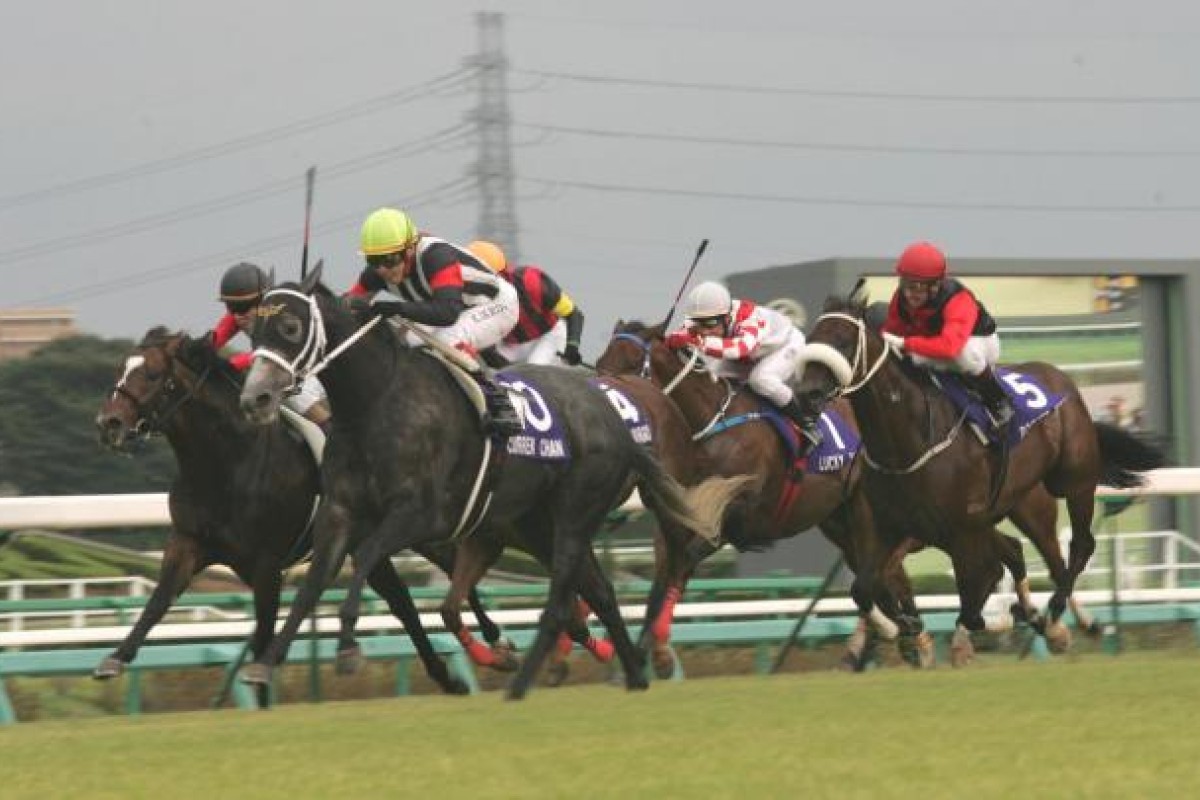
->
<box><xmin>612</xmin><ymin>318</ymin><xmax>625</xmax><ymax>334</ymax></box>
<box><xmin>300</xmin><ymin>259</ymin><xmax>324</xmax><ymax>295</ymax></box>
<box><xmin>848</xmin><ymin>277</ymin><xmax>870</xmax><ymax>311</ymax></box>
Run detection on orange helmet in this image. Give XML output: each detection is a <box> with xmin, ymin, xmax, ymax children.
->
<box><xmin>895</xmin><ymin>241</ymin><xmax>947</xmax><ymax>281</ymax></box>
<box><xmin>467</xmin><ymin>240</ymin><xmax>507</xmax><ymax>274</ymax></box>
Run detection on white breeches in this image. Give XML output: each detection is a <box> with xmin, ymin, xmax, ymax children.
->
<box><xmin>746</xmin><ymin>328</ymin><xmax>808</xmax><ymax>406</ymax></box>
<box><xmin>496</xmin><ymin>319</ymin><xmax>568</xmax><ymax>365</ymax></box>
<box><xmin>401</xmin><ymin>280</ymin><xmax>520</xmax><ymax>357</ymax></box>
<box><xmin>284</xmin><ymin>374</ymin><xmax>327</xmax><ymax>415</ymax></box>
<box><xmin>908</xmin><ymin>333</ymin><xmax>1000</xmax><ymax>376</ymax></box>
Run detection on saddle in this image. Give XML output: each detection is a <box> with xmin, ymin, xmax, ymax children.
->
<box><xmin>929</xmin><ymin>369</ymin><xmax>1064</xmax><ymax>449</ymax></box>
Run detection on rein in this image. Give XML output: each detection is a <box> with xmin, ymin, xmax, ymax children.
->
<box><xmin>807</xmin><ymin>310</ymin><xmax>966</xmax><ymax>475</ymax></box>
<box><xmin>253</xmin><ymin>288</ymin><xmax>383</xmax><ymax>385</ymax></box>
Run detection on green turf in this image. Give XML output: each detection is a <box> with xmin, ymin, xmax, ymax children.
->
<box><xmin>1</xmin><ymin>652</ymin><xmax>1196</xmax><ymax>798</ymax></box>
<box><xmin>1002</xmin><ymin>333</ymin><xmax>1141</xmax><ymax>366</ymax></box>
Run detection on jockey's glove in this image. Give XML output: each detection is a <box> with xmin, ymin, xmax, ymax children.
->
<box><xmin>665</xmin><ymin>331</ymin><xmax>697</xmax><ymax>350</ymax></box>
<box><xmin>562</xmin><ymin>343</ymin><xmax>583</xmax><ymax>366</ymax></box>
<box><xmin>370</xmin><ymin>300</ymin><xmax>413</xmax><ymax>319</ymax></box>
<box><xmin>882</xmin><ymin>332</ymin><xmax>906</xmax><ymax>351</ymax></box>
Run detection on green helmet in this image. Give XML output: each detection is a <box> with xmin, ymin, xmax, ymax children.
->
<box><xmin>360</xmin><ymin>207</ymin><xmax>418</xmax><ymax>256</ymax></box>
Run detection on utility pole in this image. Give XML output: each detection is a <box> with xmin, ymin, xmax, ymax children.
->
<box><xmin>472</xmin><ymin>11</ymin><xmax>521</xmax><ymax>263</ymax></box>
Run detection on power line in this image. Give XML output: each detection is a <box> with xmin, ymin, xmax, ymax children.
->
<box><xmin>521</xmin><ymin>176</ymin><xmax>1200</xmax><ymax>213</ymax></box>
<box><xmin>0</xmin><ymin>126</ymin><xmax>472</xmax><ymax>267</ymax></box>
<box><xmin>514</xmin><ymin>68</ymin><xmax>1200</xmax><ymax>105</ymax></box>
<box><xmin>517</xmin><ymin>121</ymin><xmax>1200</xmax><ymax>158</ymax></box>
<box><xmin>17</xmin><ymin>178</ymin><xmax>474</xmax><ymax>306</ymax></box>
<box><xmin>0</xmin><ymin>68</ymin><xmax>478</xmax><ymax>212</ymax></box>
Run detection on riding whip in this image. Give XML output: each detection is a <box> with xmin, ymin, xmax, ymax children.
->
<box><xmin>662</xmin><ymin>238</ymin><xmax>710</xmax><ymax>331</ymax></box>
<box><xmin>300</xmin><ymin>166</ymin><xmax>316</xmax><ymax>279</ymax></box>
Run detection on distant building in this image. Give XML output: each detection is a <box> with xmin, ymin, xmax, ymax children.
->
<box><xmin>0</xmin><ymin>308</ymin><xmax>77</xmax><ymax>363</ymax></box>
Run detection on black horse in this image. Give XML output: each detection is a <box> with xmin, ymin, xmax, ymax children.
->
<box><xmin>94</xmin><ymin>327</ymin><xmax>486</xmax><ymax>701</ymax></box>
<box><xmin>238</xmin><ymin>265</ymin><xmax>734</xmax><ymax>698</ymax></box>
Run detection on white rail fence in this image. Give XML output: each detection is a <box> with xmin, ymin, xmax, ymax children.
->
<box><xmin>1</xmin><ymin>470</ymin><xmax>1198</xmax><ymax>645</ymax></box>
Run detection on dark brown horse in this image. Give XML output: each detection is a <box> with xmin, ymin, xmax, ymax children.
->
<box><xmin>94</xmin><ymin>328</ymin><xmax>482</xmax><ymax>702</ymax></box>
<box><xmin>598</xmin><ymin>319</ymin><xmax>1094</xmax><ymax>668</ymax></box>
<box><xmin>793</xmin><ymin>282</ymin><xmax>1167</xmax><ymax>662</ymax></box>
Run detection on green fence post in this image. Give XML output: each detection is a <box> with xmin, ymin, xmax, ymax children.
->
<box><xmin>125</xmin><ymin>669</ymin><xmax>142</xmax><ymax>717</ymax></box>
<box><xmin>308</xmin><ymin>612</ymin><xmax>321</xmax><ymax>702</ymax></box>
<box><xmin>0</xmin><ymin>678</ymin><xmax>16</xmax><ymax>724</ymax></box>
<box><xmin>394</xmin><ymin>656</ymin><xmax>411</xmax><ymax>696</ymax></box>
<box><xmin>1103</xmin><ymin>499</ymin><xmax>1123</xmax><ymax>656</ymax></box>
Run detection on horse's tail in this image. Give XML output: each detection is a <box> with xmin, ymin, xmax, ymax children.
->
<box><xmin>627</xmin><ymin>446</ymin><xmax>754</xmax><ymax>545</ymax></box>
<box><xmin>1095</xmin><ymin>422</ymin><xmax>1169</xmax><ymax>489</ymax></box>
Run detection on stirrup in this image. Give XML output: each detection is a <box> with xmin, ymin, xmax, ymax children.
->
<box><xmin>485</xmin><ymin>399</ymin><xmax>524</xmax><ymax>437</ymax></box>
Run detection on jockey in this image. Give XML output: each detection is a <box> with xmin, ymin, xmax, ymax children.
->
<box><xmin>665</xmin><ymin>281</ymin><xmax>820</xmax><ymax>454</ymax></box>
<box><xmin>466</xmin><ymin>240</ymin><xmax>586</xmax><ymax>367</ymax></box>
<box><xmin>346</xmin><ymin>208</ymin><xmax>524</xmax><ymax>437</ymax></box>
<box><xmin>881</xmin><ymin>241</ymin><xmax>1014</xmax><ymax>427</ymax></box>
<box><xmin>213</xmin><ymin>261</ymin><xmax>332</xmax><ymax>433</ymax></box>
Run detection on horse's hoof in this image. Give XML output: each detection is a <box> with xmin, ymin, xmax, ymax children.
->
<box><xmin>335</xmin><ymin>646</ymin><xmax>363</xmax><ymax>675</ymax></box>
<box><xmin>1082</xmin><ymin>620</ymin><xmax>1103</xmax><ymax>639</ymax></box>
<box><xmin>443</xmin><ymin>678</ymin><xmax>472</xmax><ymax>696</ymax></box>
<box><xmin>1009</xmin><ymin>602</ymin><xmax>1028</xmax><ymax>625</ymax></box>
<box><xmin>240</xmin><ymin>662</ymin><xmax>272</xmax><ymax>686</ymax></box>
<box><xmin>1045</xmin><ymin>621</ymin><xmax>1072</xmax><ymax>654</ymax></box>
<box><xmin>543</xmin><ymin>660</ymin><xmax>569</xmax><ymax>688</ymax></box>
<box><xmin>92</xmin><ymin>655</ymin><xmax>125</xmax><ymax>680</ymax></box>
<box><xmin>837</xmin><ymin>652</ymin><xmax>860</xmax><ymax>672</ymax></box>
<box><xmin>651</xmin><ymin>646</ymin><xmax>676</xmax><ymax>680</ymax></box>
<box><xmin>504</xmin><ymin>681</ymin><xmax>529</xmax><ymax>701</ymax></box>
<box><xmin>625</xmin><ymin>674</ymin><xmax>650</xmax><ymax>692</ymax></box>
<box><xmin>915</xmin><ymin>632</ymin><xmax>937</xmax><ymax>669</ymax></box>
<box><xmin>491</xmin><ymin>639</ymin><xmax>521</xmax><ymax>672</ymax></box>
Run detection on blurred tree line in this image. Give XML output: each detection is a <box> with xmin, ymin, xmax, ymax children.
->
<box><xmin>0</xmin><ymin>335</ymin><xmax>175</xmax><ymax>548</ymax></box>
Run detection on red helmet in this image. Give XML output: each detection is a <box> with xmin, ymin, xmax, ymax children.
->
<box><xmin>895</xmin><ymin>241</ymin><xmax>947</xmax><ymax>280</ymax></box>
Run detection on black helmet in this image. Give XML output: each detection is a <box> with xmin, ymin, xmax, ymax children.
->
<box><xmin>218</xmin><ymin>262</ymin><xmax>271</xmax><ymax>304</ymax></box>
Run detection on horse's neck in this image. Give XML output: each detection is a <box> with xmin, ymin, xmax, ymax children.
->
<box><xmin>660</xmin><ymin>367</ymin><xmax>730</xmax><ymax>431</ymax></box>
<box><xmin>849</xmin><ymin>360</ymin><xmax>950</xmax><ymax>463</ymax></box>
<box><xmin>163</xmin><ymin>399</ymin><xmax>252</xmax><ymax>482</ymax></box>
<box><xmin>316</xmin><ymin>309</ymin><xmax>403</xmax><ymax>419</ymax></box>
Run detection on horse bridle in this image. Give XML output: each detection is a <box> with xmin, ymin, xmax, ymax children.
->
<box><xmin>252</xmin><ymin>287</ymin><xmax>382</xmax><ymax>387</ymax></box>
<box><xmin>805</xmin><ymin>311</ymin><xmax>966</xmax><ymax>475</ymax></box>
<box><xmin>611</xmin><ymin>331</ymin><xmax>734</xmax><ymax>441</ymax></box>
<box><xmin>111</xmin><ymin>348</ymin><xmax>213</xmax><ymax>438</ymax></box>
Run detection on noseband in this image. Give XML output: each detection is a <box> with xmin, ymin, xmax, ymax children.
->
<box><xmin>111</xmin><ymin>351</ymin><xmax>213</xmax><ymax>438</ymax></box>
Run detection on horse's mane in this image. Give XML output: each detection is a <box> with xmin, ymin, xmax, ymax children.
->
<box><xmin>137</xmin><ymin>325</ymin><xmax>242</xmax><ymax>386</ymax></box>
<box><xmin>615</xmin><ymin>318</ymin><xmax>666</xmax><ymax>337</ymax></box>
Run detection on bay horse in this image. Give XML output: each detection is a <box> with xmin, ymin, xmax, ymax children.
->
<box><xmin>793</xmin><ymin>281</ymin><xmax>1167</xmax><ymax>662</ymax></box>
<box><xmin>93</xmin><ymin>327</ymin><xmax>494</xmax><ymax>702</ymax></box>
<box><xmin>597</xmin><ymin>319</ymin><xmax>1090</xmax><ymax>667</ymax></box>
<box><xmin>237</xmin><ymin>264</ymin><xmax>739</xmax><ymax>699</ymax></box>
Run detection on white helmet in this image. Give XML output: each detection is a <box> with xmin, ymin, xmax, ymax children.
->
<box><xmin>684</xmin><ymin>281</ymin><xmax>732</xmax><ymax>320</ymax></box>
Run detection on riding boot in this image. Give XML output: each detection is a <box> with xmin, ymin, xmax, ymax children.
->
<box><xmin>475</xmin><ymin>369</ymin><xmax>524</xmax><ymax>437</ymax></box>
<box><xmin>780</xmin><ymin>398</ymin><xmax>823</xmax><ymax>457</ymax></box>
<box><xmin>970</xmin><ymin>367</ymin><xmax>1014</xmax><ymax>429</ymax></box>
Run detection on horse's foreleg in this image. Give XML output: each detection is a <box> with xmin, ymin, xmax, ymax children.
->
<box><xmin>367</xmin><ymin>559</ymin><xmax>470</xmax><ymax>695</ymax></box>
<box><xmin>95</xmin><ymin>534</ymin><xmax>203</xmax><ymax>679</ymax></box>
<box><xmin>948</xmin><ymin>536</ymin><xmax>1003</xmax><ymax>667</ymax></box>
<box><xmin>412</xmin><ymin>541</ymin><xmax>507</xmax><ymax>648</ymax></box>
<box><xmin>242</xmin><ymin>502</ymin><xmax>350</xmax><ymax>686</ymax></box>
<box><xmin>245</xmin><ymin>565</ymin><xmax>283</xmax><ymax>708</ymax></box>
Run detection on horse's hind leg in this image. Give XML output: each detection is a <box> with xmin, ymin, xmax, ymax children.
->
<box><xmin>440</xmin><ymin>533</ymin><xmax>518</xmax><ymax>672</ymax></box>
<box><xmin>414</xmin><ymin>541</ymin><xmax>512</xmax><ymax>654</ymax></box>
<box><xmin>1056</xmin><ymin>491</ymin><xmax>1098</xmax><ymax>622</ymax></box>
<box><xmin>367</xmin><ymin>558</ymin><xmax>470</xmax><ymax>695</ymax></box>
<box><xmin>572</xmin><ymin>547</ymin><xmax>647</xmax><ymax>687</ymax></box>
<box><xmin>1007</xmin><ymin>488</ymin><xmax>1079</xmax><ymax>651</ymax></box>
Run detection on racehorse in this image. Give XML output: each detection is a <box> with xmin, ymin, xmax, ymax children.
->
<box><xmin>793</xmin><ymin>281</ymin><xmax>1167</xmax><ymax>662</ymax></box>
<box><xmin>597</xmin><ymin>319</ymin><xmax>1092</xmax><ymax>667</ymax></box>
<box><xmin>93</xmin><ymin>327</ymin><xmax>490</xmax><ymax>702</ymax></box>
<box><xmin>237</xmin><ymin>265</ymin><xmax>739</xmax><ymax>698</ymax></box>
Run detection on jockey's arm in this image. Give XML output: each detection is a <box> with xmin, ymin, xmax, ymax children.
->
<box><xmin>374</xmin><ymin>286</ymin><xmax>465</xmax><ymax>326</ymax></box>
<box><xmin>698</xmin><ymin>320</ymin><xmax>762</xmax><ymax>360</ymax></box>
<box><xmin>902</xmin><ymin>292</ymin><xmax>979</xmax><ymax>361</ymax></box>
<box><xmin>556</xmin><ymin>293</ymin><xmax>585</xmax><ymax>346</ymax></box>
<box><xmin>210</xmin><ymin>313</ymin><xmax>252</xmax><ymax>371</ymax></box>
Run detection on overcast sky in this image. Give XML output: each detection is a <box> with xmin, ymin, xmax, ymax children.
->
<box><xmin>3</xmin><ymin>1</ymin><xmax>1199</xmax><ymax>356</ymax></box>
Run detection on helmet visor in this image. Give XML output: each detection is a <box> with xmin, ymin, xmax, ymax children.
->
<box><xmin>225</xmin><ymin>298</ymin><xmax>258</xmax><ymax>314</ymax></box>
<box><xmin>689</xmin><ymin>314</ymin><xmax>726</xmax><ymax>330</ymax></box>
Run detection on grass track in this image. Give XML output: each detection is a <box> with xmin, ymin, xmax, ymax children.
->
<box><xmin>2</xmin><ymin>652</ymin><xmax>1197</xmax><ymax>799</ymax></box>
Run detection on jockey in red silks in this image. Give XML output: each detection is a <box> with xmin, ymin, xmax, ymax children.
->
<box><xmin>664</xmin><ymin>280</ymin><xmax>821</xmax><ymax>456</ymax></box>
<box><xmin>212</xmin><ymin>261</ymin><xmax>332</xmax><ymax>432</ymax></box>
<box><xmin>346</xmin><ymin>208</ymin><xmax>523</xmax><ymax>437</ymax></box>
<box><xmin>881</xmin><ymin>241</ymin><xmax>1014</xmax><ymax>428</ymax></box>
<box><xmin>467</xmin><ymin>240</ymin><xmax>587</xmax><ymax>367</ymax></box>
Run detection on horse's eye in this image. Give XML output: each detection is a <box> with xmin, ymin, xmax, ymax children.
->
<box><xmin>278</xmin><ymin>313</ymin><xmax>304</xmax><ymax>344</ymax></box>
